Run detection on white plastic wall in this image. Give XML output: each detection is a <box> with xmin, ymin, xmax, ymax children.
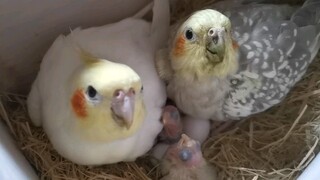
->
<box><xmin>0</xmin><ymin>0</ymin><xmax>149</xmax><ymax>94</ymax></box>
<box><xmin>1</xmin><ymin>1</ymin><xmax>318</xmax><ymax>179</ymax></box>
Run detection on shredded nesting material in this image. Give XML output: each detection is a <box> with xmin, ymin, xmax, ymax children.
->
<box><xmin>1</xmin><ymin>0</ymin><xmax>320</xmax><ymax>179</ymax></box>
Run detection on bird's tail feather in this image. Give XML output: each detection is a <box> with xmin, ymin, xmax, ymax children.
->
<box><xmin>291</xmin><ymin>0</ymin><xmax>320</xmax><ymax>26</ymax></box>
<box><xmin>302</xmin><ymin>0</ymin><xmax>320</xmax><ymax>7</ymax></box>
<box><xmin>292</xmin><ymin>0</ymin><xmax>320</xmax><ymax>60</ymax></box>
<box><xmin>150</xmin><ymin>0</ymin><xmax>170</xmax><ymax>49</ymax></box>
<box><xmin>132</xmin><ymin>1</ymin><xmax>154</xmax><ymax>19</ymax></box>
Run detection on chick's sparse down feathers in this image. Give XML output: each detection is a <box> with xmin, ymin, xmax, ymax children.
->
<box><xmin>160</xmin><ymin>134</ymin><xmax>218</xmax><ymax>180</ymax></box>
<box><xmin>27</xmin><ymin>0</ymin><xmax>170</xmax><ymax>165</ymax></box>
<box><xmin>156</xmin><ymin>0</ymin><xmax>320</xmax><ymax>143</ymax></box>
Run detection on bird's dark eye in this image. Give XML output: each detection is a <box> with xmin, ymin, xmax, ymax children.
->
<box><xmin>87</xmin><ymin>85</ymin><xmax>97</xmax><ymax>98</ymax></box>
<box><xmin>179</xmin><ymin>149</ymin><xmax>192</xmax><ymax>161</ymax></box>
<box><xmin>185</xmin><ymin>29</ymin><xmax>194</xmax><ymax>41</ymax></box>
<box><xmin>140</xmin><ymin>86</ymin><xmax>144</xmax><ymax>93</ymax></box>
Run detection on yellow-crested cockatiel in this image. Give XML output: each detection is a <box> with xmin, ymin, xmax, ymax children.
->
<box><xmin>156</xmin><ymin>0</ymin><xmax>320</xmax><ymax>143</ymax></box>
<box><xmin>27</xmin><ymin>0</ymin><xmax>173</xmax><ymax>165</ymax></box>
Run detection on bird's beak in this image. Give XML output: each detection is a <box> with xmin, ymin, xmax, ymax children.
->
<box><xmin>205</xmin><ymin>27</ymin><xmax>226</xmax><ymax>61</ymax></box>
<box><xmin>178</xmin><ymin>134</ymin><xmax>192</xmax><ymax>147</ymax></box>
<box><xmin>111</xmin><ymin>89</ymin><xmax>135</xmax><ymax>129</ymax></box>
<box><xmin>178</xmin><ymin>134</ymin><xmax>201</xmax><ymax>152</ymax></box>
<box><xmin>174</xmin><ymin>134</ymin><xmax>201</xmax><ymax>162</ymax></box>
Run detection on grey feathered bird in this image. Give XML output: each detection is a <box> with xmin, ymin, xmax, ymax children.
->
<box><xmin>155</xmin><ymin>0</ymin><xmax>320</xmax><ymax>142</ymax></box>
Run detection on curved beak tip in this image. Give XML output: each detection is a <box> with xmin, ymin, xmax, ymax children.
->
<box><xmin>179</xmin><ymin>134</ymin><xmax>190</xmax><ymax>145</ymax></box>
<box><xmin>124</xmin><ymin>119</ymin><xmax>133</xmax><ymax>129</ymax></box>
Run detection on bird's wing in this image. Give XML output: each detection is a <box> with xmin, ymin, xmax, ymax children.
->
<box><xmin>218</xmin><ymin>1</ymin><xmax>320</xmax><ymax>119</ymax></box>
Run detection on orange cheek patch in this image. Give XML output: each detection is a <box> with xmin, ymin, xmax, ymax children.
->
<box><xmin>71</xmin><ymin>89</ymin><xmax>87</xmax><ymax>118</ymax></box>
<box><xmin>232</xmin><ymin>39</ymin><xmax>239</xmax><ymax>49</ymax></box>
<box><xmin>173</xmin><ymin>35</ymin><xmax>185</xmax><ymax>57</ymax></box>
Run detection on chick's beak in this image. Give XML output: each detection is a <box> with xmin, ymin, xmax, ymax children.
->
<box><xmin>179</xmin><ymin>134</ymin><xmax>202</xmax><ymax>153</ymax></box>
<box><xmin>178</xmin><ymin>134</ymin><xmax>194</xmax><ymax>147</ymax></box>
<box><xmin>111</xmin><ymin>88</ymin><xmax>135</xmax><ymax>129</ymax></box>
<box><xmin>166</xmin><ymin>134</ymin><xmax>202</xmax><ymax>163</ymax></box>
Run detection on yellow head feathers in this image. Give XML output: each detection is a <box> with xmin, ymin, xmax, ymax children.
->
<box><xmin>70</xmin><ymin>50</ymin><xmax>146</xmax><ymax>142</ymax></box>
<box><xmin>170</xmin><ymin>9</ymin><xmax>238</xmax><ymax>79</ymax></box>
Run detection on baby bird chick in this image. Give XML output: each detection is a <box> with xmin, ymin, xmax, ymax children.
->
<box><xmin>161</xmin><ymin>134</ymin><xmax>218</xmax><ymax>180</ymax></box>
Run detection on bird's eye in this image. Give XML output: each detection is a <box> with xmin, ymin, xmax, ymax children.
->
<box><xmin>179</xmin><ymin>149</ymin><xmax>192</xmax><ymax>161</ymax></box>
<box><xmin>184</xmin><ymin>28</ymin><xmax>195</xmax><ymax>41</ymax></box>
<box><xmin>140</xmin><ymin>86</ymin><xmax>144</xmax><ymax>93</ymax></box>
<box><xmin>87</xmin><ymin>85</ymin><xmax>97</xmax><ymax>98</ymax></box>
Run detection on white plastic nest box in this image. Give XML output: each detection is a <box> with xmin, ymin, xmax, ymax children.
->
<box><xmin>0</xmin><ymin>0</ymin><xmax>319</xmax><ymax>180</ymax></box>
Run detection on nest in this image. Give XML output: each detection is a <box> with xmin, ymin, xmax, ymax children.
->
<box><xmin>1</xmin><ymin>0</ymin><xmax>320</xmax><ymax>179</ymax></box>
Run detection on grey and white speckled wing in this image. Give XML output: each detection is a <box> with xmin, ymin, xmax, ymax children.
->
<box><xmin>212</xmin><ymin>0</ymin><xmax>320</xmax><ymax>119</ymax></box>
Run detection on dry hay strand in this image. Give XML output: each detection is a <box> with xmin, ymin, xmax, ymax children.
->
<box><xmin>204</xmin><ymin>52</ymin><xmax>320</xmax><ymax>180</ymax></box>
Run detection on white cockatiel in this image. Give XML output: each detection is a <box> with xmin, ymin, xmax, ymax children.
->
<box><xmin>27</xmin><ymin>0</ymin><xmax>170</xmax><ymax>165</ymax></box>
<box><xmin>156</xmin><ymin>0</ymin><xmax>320</xmax><ymax>143</ymax></box>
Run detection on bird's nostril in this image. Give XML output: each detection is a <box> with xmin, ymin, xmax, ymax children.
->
<box><xmin>212</xmin><ymin>35</ymin><xmax>219</xmax><ymax>44</ymax></box>
<box><xmin>209</xmin><ymin>29</ymin><xmax>214</xmax><ymax>35</ymax></box>
<box><xmin>114</xmin><ymin>89</ymin><xmax>123</xmax><ymax>98</ymax></box>
<box><xmin>129</xmin><ymin>88</ymin><xmax>135</xmax><ymax>95</ymax></box>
